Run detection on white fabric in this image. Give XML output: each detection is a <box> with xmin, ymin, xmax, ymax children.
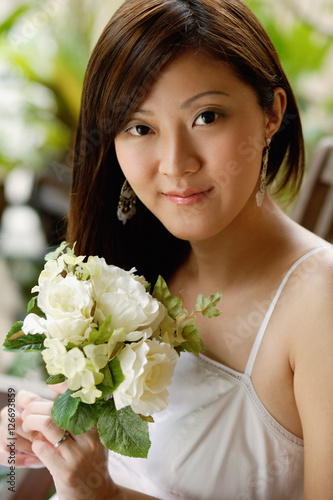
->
<box><xmin>109</xmin><ymin>353</ymin><xmax>304</xmax><ymax>500</ymax></box>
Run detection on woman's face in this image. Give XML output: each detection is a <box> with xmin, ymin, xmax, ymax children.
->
<box><xmin>115</xmin><ymin>51</ymin><xmax>279</xmax><ymax>241</ymax></box>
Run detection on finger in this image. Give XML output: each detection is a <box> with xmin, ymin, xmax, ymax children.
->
<box><xmin>31</xmin><ymin>438</ymin><xmax>68</xmax><ymax>475</ymax></box>
<box><xmin>11</xmin><ymin>411</ymin><xmax>40</xmax><ymax>444</ymax></box>
<box><xmin>48</xmin><ymin>381</ymin><xmax>68</xmax><ymax>395</ymax></box>
<box><xmin>4</xmin><ymin>433</ymin><xmax>36</xmax><ymax>456</ymax></box>
<box><xmin>21</xmin><ymin>413</ymin><xmax>75</xmax><ymax>458</ymax></box>
<box><xmin>0</xmin><ymin>408</ymin><xmax>34</xmax><ymax>452</ymax></box>
<box><xmin>21</xmin><ymin>400</ymin><xmax>54</xmax><ymax>420</ymax></box>
<box><xmin>16</xmin><ymin>390</ymin><xmax>46</xmax><ymax>412</ymax></box>
<box><xmin>0</xmin><ymin>447</ymin><xmax>43</xmax><ymax>468</ymax></box>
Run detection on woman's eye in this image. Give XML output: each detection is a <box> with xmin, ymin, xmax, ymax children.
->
<box><xmin>127</xmin><ymin>125</ymin><xmax>151</xmax><ymax>136</ymax></box>
<box><xmin>194</xmin><ymin>111</ymin><xmax>220</xmax><ymax>126</ymax></box>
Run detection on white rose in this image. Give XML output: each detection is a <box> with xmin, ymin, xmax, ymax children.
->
<box><xmin>37</xmin><ymin>274</ymin><xmax>93</xmax><ymax>321</ymax></box>
<box><xmin>113</xmin><ymin>339</ymin><xmax>179</xmax><ymax>416</ymax></box>
<box><xmin>83</xmin><ymin>257</ymin><xmax>165</xmax><ymax>333</ymax></box>
<box><xmin>22</xmin><ymin>314</ymin><xmax>93</xmax><ymax>344</ymax></box>
<box><xmin>106</xmin><ymin>327</ymin><xmax>153</xmax><ymax>358</ymax></box>
<box><xmin>23</xmin><ymin>274</ymin><xmax>94</xmax><ymax>343</ymax></box>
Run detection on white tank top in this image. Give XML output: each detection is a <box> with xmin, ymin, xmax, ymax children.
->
<box><xmin>108</xmin><ymin>248</ymin><xmax>327</xmax><ymax>500</ymax></box>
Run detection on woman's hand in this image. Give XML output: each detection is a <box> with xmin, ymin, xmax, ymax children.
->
<box><xmin>17</xmin><ymin>389</ymin><xmax>115</xmax><ymax>500</ymax></box>
<box><xmin>0</xmin><ymin>390</ymin><xmax>44</xmax><ymax>468</ymax></box>
<box><xmin>1</xmin><ymin>387</ymin><xmax>157</xmax><ymax>500</ymax></box>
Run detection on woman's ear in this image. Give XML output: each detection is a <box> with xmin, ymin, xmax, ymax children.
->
<box><xmin>265</xmin><ymin>87</ymin><xmax>287</xmax><ymax>138</ymax></box>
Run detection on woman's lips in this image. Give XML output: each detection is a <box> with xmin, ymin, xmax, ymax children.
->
<box><xmin>163</xmin><ymin>188</ymin><xmax>213</xmax><ymax>205</ymax></box>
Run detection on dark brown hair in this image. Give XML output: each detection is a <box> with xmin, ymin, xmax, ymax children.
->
<box><xmin>67</xmin><ymin>0</ymin><xmax>304</xmax><ymax>282</ymax></box>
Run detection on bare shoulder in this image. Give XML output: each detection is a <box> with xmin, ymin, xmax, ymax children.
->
<box><xmin>286</xmin><ymin>243</ymin><xmax>333</xmax><ymax>329</ymax></box>
<box><xmin>287</xmin><ymin>242</ymin><xmax>333</xmax><ymax>496</ymax></box>
<box><xmin>281</xmin><ymin>218</ymin><xmax>333</xmax><ymax>309</ymax></box>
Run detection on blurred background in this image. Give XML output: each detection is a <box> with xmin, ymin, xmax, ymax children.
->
<box><xmin>0</xmin><ymin>0</ymin><xmax>332</xmax><ymax>497</ymax></box>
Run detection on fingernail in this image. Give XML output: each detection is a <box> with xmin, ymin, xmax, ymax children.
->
<box><xmin>24</xmin><ymin>456</ymin><xmax>37</xmax><ymax>465</ymax></box>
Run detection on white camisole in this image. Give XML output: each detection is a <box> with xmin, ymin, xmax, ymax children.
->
<box><xmin>108</xmin><ymin>248</ymin><xmax>327</xmax><ymax>500</ymax></box>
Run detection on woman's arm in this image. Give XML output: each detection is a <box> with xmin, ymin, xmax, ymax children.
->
<box><xmin>292</xmin><ymin>259</ymin><xmax>333</xmax><ymax>499</ymax></box>
<box><xmin>1</xmin><ymin>390</ymin><xmax>159</xmax><ymax>500</ymax></box>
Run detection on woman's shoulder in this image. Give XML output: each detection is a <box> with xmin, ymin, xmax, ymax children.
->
<box><xmin>279</xmin><ymin>219</ymin><xmax>333</xmax><ymax>325</ymax></box>
<box><xmin>283</xmin><ymin>225</ymin><xmax>333</xmax><ymax>337</ymax></box>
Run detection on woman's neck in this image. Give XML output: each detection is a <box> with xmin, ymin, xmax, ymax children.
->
<box><xmin>185</xmin><ymin>197</ymin><xmax>293</xmax><ymax>289</ymax></box>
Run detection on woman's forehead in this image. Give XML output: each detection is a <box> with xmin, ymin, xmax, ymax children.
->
<box><xmin>133</xmin><ymin>51</ymin><xmax>248</xmax><ymax>107</ymax></box>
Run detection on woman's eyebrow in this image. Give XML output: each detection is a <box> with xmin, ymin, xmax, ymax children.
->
<box><xmin>180</xmin><ymin>90</ymin><xmax>230</xmax><ymax>109</ymax></box>
<box><xmin>133</xmin><ymin>108</ymin><xmax>154</xmax><ymax>116</ymax></box>
<box><xmin>133</xmin><ymin>90</ymin><xmax>229</xmax><ymax>116</ymax></box>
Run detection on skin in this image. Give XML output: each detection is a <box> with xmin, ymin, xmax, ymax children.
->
<box><xmin>1</xmin><ymin>51</ymin><xmax>333</xmax><ymax>500</ymax></box>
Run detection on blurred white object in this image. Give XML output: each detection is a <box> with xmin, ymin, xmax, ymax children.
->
<box><xmin>4</xmin><ymin>166</ymin><xmax>34</xmax><ymax>205</ymax></box>
<box><xmin>0</xmin><ymin>258</ymin><xmax>23</xmax><ymax>344</ymax></box>
<box><xmin>0</xmin><ymin>205</ymin><xmax>46</xmax><ymax>259</ymax></box>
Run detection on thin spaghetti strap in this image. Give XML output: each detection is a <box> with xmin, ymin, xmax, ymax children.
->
<box><xmin>244</xmin><ymin>246</ymin><xmax>328</xmax><ymax>377</ymax></box>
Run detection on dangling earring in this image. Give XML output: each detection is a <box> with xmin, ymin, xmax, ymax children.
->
<box><xmin>117</xmin><ymin>180</ymin><xmax>137</xmax><ymax>224</ymax></box>
<box><xmin>256</xmin><ymin>138</ymin><xmax>271</xmax><ymax>208</ymax></box>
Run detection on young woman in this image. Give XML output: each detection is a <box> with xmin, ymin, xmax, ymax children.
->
<box><xmin>1</xmin><ymin>0</ymin><xmax>333</xmax><ymax>499</ymax></box>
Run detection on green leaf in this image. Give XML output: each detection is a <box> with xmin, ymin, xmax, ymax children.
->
<box><xmin>51</xmin><ymin>389</ymin><xmax>79</xmax><ymax>431</ymax></box>
<box><xmin>46</xmin><ymin>374</ymin><xmax>66</xmax><ymax>385</ymax></box>
<box><xmin>88</xmin><ymin>316</ymin><xmax>112</xmax><ymax>345</ymax></box>
<box><xmin>66</xmin><ymin>341</ymin><xmax>90</xmax><ymax>350</ymax></box>
<box><xmin>67</xmin><ymin>403</ymin><xmax>99</xmax><ymax>435</ymax></box>
<box><xmin>27</xmin><ymin>296</ymin><xmax>38</xmax><ymax>313</ymax></box>
<box><xmin>5</xmin><ymin>321</ymin><xmax>23</xmax><ymax>338</ymax></box>
<box><xmin>152</xmin><ymin>276</ymin><xmax>182</xmax><ymax>320</ymax></box>
<box><xmin>0</xmin><ymin>6</ymin><xmax>31</xmax><ymax>36</ymax></box>
<box><xmin>195</xmin><ymin>291</ymin><xmax>222</xmax><ymax>318</ymax></box>
<box><xmin>95</xmin><ymin>316</ymin><xmax>113</xmax><ymax>344</ymax></box>
<box><xmin>88</xmin><ymin>328</ymin><xmax>100</xmax><ymax>344</ymax></box>
<box><xmin>94</xmin><ymin>383</ymin><xmax>114</xmax><ymax>399</ymax></box>
<box><xmin>2</xmin><ymin>322</ymin><xmax>46</xmax><ymax>352</ymax></box>
<box><xmin>177</xmin><ymin>324</ymin><xmax>206</xmax><ymax>357</ymax></box>
<box><xmin>107</xmin><ymin>357</ymin><xmax>125</xmax><ymax>390</ymax></box>
<box><xmin>97</xmin><ymin>399</ymin><xmax>151</xmax><ymax>458</ymax></box>
<box><xmin>96</xmin><ymin>357</ymin><xmax>125</xmax><ymax>398</ymax></box>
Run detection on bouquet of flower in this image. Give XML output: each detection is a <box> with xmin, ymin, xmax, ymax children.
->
<box><xmin>2</xmin><ymin>242</ymin><xmax>221</xmax><ymax>458</ymax></box>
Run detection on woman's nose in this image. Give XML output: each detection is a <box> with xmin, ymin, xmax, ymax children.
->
<box><xmin>158</xmin><ymin>129</ymin><xmax>201</xmax><ymax>177</ymax></box>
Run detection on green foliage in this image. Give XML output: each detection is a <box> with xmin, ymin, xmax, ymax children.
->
<box><xmin>176</xmin><ymin>324</ymin><xmax>206</xmax><ymax>356</ymax></box>
<box><xmin>152</xmin><ymin>276</ymin><xmax>182</xmax><ymax>319</ymax></box>
<box><xmin>97</xmin><ymin>399</ymin><xmax>151</xmax><ymax>458</ymax></box>
<box><xmin>0</xmin><ymin>0</ymin><xmax>98</xmax><ymax>174</ymax></box>
<box><xmin>45</xmin><ymin>374</ymin><xmax>66</xmax><ymax>385</ymax></box>
<box><xmin>0</xmin><ymin>6</ymin><xmax>30</xmax><ymax>36</ymax></box>
<box><xmin>195</xmin><ymin>292</ymin><xmax>222</xmax><ymax>318</ymax></box>
<box><xmin>51</xmin><ymin>389</ymin><xmax>79</xmax><ymax>430</ymax></box>
<box><xmin>67</xmin><ymin>403</ymin><xmax>99</xmax><ymax>435</ymax></box>
<box><xmin>97</xmin><ymin>358</ymin><xmax>125</xmax><ymax>397</ymax></box>
<box><xmin>244</xmin><ymin>0</ymin><xmax>333</xmax><ymax>143</ymax></box>
<box><xmin>89</xmin><ymin>317</ymin><xmax>113</xmax><ymax>344</ymax></box>
<box><xmin>27</xmin><ymin>295</ymin><xmax>38</xmax><ymax>313</ymax></box>
<box><xmin>2</xmin><ymin>322</ymin><xmax>46</xmax><ymax>352</ymax></box>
